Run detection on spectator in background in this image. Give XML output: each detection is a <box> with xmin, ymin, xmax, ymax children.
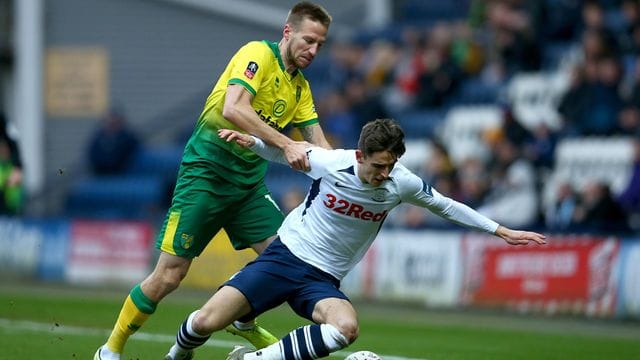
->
<box><xmin>456</xmin><ymin>156</ymin><xmax>489</xmax><ymax>209</ymax></box>
<box><xmin>88</xmin><ymin>109</ymin><xmax>141</xmax><ymax>175</ymax></box>
<box><xmin>573</xmin><ymin>180</ymin><xmax>630</xmax><ymax>233</ymax></box>
<box><xmin>316</xmin><ymin>88</ymin><xmax>358</xmax><ymax>148</ymax></box>
<box><xmin>344</xmin><ymin>75</ymin><xmax>389</xmax><ymax>131</ymax></box>
<box><xmin>545</xmin><ymin>181</ymin><xmax>578</xmax><ymax>231</ymax></box>
<box><xmin>523</xmin><ymin>123</ymin><xmax>557</xmax><ymax>171</ymax></box>
<box><xmin>0</xmin><ymin>112</ymin><xmax>23</xmax><ymax>215</ymax></box>
<box><xmin>280</xmin><ymin>187</ymin><xmax>306</xmax><ymax>215</ymax></box>
<box><xmin>559</xmin><ymin>55</ymin><xmax>624</xmax><ymax>136</ymax></box>
<box><xmin>500</xmin><ymin>104</ymin><xmax>532</xmax><ymax>145</ymax></box>
<box><xmin>618</xmin><ymin>137</ymin><xmax>640</xmax><ymax>228</ymax></box>
<box><xmin>616</xmin><ymin>104</ymin><xmax>640</xmax><ymax>136</ymax></box>
<box><xmin>416</xmin><ymin>22</ymin><xmax>463</xmax><ymax>108</ymax></box>
<box><xmin>482</xmin><ymin>0</ymin><xmax>542</xmax><ymax>80</ymax></box>
<box><xmin>617</xmin><ymin>0</ymin><xmax>640</xmax><ymax>54</ymax></box>
<box><xmin>478</xmin><ymin>135</ymin><xmax>538</xmax><ymax>227</ymax></box>
<box><xmin>417</xmin><ymin>140</ymin><xmax>455</xmax><ymax>184</ymax></box>
<box><xmin>382</xmin><ymin>27</ymin><xmax>427</xmax><ymax>114</ymax></box>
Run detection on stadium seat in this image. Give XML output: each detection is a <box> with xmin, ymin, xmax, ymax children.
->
<box><xmin>506</xmin><ymin>72</ymin><xmax>570</xmax><ymax>131</ymax></box>
<box><xmin>437</xmin><ymin>105</ymin><xmax>502</xmax><ymax>165</ymax></box>
<box><xmin>454</xmin><ymin>77</ymin><xmax>501</xmax><ymax>105</ymax></box>
<box><xmin>126</xmin><ymin>145</ymin><xmax>183</xmax><ymax>176</ymax></box>
<box><xmin>66</xmin><ymin>175</ymin><xmax>166</xmax><ymax>220</ymax></box>
<box><xmin>399</xmin><ymin>139</ymin><xmax>433</xmax><ymax>172</ymax></box>
<box><xmin>396</xmin><ymin>109</ymin><xmax>447</xmax><ymax>139</ymax></box>
<box><xmin>542</xmin><ymin>137</ymin><xmax>635</xmax><ymax>210</ymax></box>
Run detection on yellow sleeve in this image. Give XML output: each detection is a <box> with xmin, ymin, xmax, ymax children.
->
<box><xmin>227</xmin><ymin>41</ymin><xmax>272</xmax><ymax>96</ymax></box>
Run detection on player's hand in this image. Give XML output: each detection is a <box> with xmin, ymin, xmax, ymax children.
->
<box><xmin>283</xmin><ymin>141</ymin><xmax>311</xmax><ymax>171</ymax></box>
<box><xmin>218</xmin><ymin>129</ymin><xmax>255</xmax><ymax>148</ymax></box>
<box><xmin>495</xmin><ymin>225</ymin><xmax>547</xmax><ymax>246</ymax></box>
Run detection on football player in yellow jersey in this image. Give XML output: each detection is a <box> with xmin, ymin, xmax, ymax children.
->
<box><xmin>94</xmin><ymin>3</ymin><xmax>332</xmax><ymax>360</ymax></box>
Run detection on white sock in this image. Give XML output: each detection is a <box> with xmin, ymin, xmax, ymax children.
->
<box><xmin>98</xmin><ymin>345</ymin><xmax>120</xmax><ymax>360</ymax></box>
<box><xmin>243</xmin><ymin>324</ymin><xmax>347</xmax><ymax>359</ymax></box>
<box><xmin>320</xmin><ymin>324</ymin><xmax>348</xmax><ymax>351</ymax></box>
<box><xmin>233</xmin><ymin>319</ymin><xmax>256</xmax><ymax>331</ymax></box>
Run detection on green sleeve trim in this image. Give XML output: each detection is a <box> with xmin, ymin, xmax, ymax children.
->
<box><xmin>294</xmin><ymin>118</ymin><xmax>319</xmax><ymax>128</ymax></box>
<box><xmin>228</xmin><ymin>78</ymin><xmax>256</xmax><ymax>96</ymax></box>
<box><xmin>130</xmin><ymin>284</ymin><xmax>157</xmax><ymax>314</ymax></box>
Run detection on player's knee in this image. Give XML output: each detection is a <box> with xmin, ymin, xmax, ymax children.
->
<box><xmin>190</xmin><ymin>310</ymin><xmax>215</xmax><ymax>335</ymax></box>
<box><xmin>190</xmin><ymin>308</ymin><xmax>227</xmax><ymax>334</ymax></box>
<box><xmin>147</xmin><ymin>268</ymin><xmax>184</xmax><ymax>295</ymax></box>
<box><xmin>336</xmin><ymin>318</ymin><xmax>359</xmax><ymax>344</ymax></box>
<box><xmin>161</xmin><ymin>271</ymin><xmax>183</xmax><ymax>290</ymax></box>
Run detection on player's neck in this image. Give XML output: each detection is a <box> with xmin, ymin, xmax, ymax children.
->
<box><xmin>278</xmin><ymin>40</ymin><xmax>298</xmax><ymax>75</ymax></box>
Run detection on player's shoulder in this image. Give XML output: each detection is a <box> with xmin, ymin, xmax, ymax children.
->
<box><xmin>391</xmin><ymin>161</ymin><xmax>412</xmax><ymax>177</ymax></box>
<box><xmin>390</xmin><ymin>162</ymin><xmax>423</xmax><ymax>188</ymax></box>
<box><xmin>237</xmin><ymin>40</ymin><xmax>274</xmax><ymax>56</ymax></box>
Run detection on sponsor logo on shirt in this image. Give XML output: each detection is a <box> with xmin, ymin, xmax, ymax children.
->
<box><xmin>273</xmin><ymin>99</ymin><xmax>287</xmax><ymax>117</ymax></box>
<box><xmin>255</xmin><ymin>109</ymin><xmax>284</xmax><ymax>131</ymax></box>
<box><xmin>323</xmin><ymin>193</ymin><xmax>387</xmax><ymax>221</ymax></box>
<box><xmin>244</xmin><ymin>61</ymin><xmax>259</xmax><ymax>79</ymax></box>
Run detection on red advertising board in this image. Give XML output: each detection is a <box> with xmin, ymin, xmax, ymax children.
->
<box><xmin>67</xmin><ymin>220</ymin><xmax>154</xmax><ymax>285</ymax></box>
<box><xmin>461</xmin><ymin>234</ymin><xmax>619</xmax><ymax>316</ymax></box>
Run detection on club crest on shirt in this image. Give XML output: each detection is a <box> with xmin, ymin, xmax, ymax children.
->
<box><xmin>371</xmin><ymin>188</ymin><xmax>388</xmax><ymax>202</ymax></box>
<box><xmin>244</xmin><ymin>61</ymin><xmax>259</xmax><ymax>79</ymax></box>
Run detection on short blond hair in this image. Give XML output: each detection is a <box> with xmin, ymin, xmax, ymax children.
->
<box><xmin>286</xmin><ymin>2</ymin><xmax>332</xmax><ymax>30</ymax></box>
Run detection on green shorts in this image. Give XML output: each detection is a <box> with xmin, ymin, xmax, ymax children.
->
<box><xmin>156</xmin><ymin>165</ymin><xmax>284</xmax><ymax>258</ymax></box>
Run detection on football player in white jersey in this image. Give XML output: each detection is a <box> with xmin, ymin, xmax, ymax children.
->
<box><xmin>164</xmin><ymin>119</ymin><xmax>547</xmax><ymax>360</ymax></box>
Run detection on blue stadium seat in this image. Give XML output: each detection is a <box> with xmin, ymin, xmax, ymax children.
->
<box><xmin>66</xmin><ymin>175</ymin><xmax>166</xmax><ymax>220</ymax></box>
<box><xmin>399</xmin><ymin>0</ymin><xmax>469</xmax><ymax>23</ymax></box>
<box><xmin>454</xmin><ymin>77</ymin><xmax>501</xmax><ymax>105</ymax></box>
<box><xmin>396</xmin><ymin>109</ymin><xmax>447</xmax><ymax>139</ymax></box>
<box><xmin>126</xmin><ymin>145</ymin><xmax>183</xmax><ymax>177</ymax></box>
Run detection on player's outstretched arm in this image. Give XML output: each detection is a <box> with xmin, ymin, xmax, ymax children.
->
<box><xmin>219</xmin><ymin>128</ymin><xmax>292</xmax><ymax>166</ymax></box>
<box><xmin>494</xmin><ymin>225</ymin><xmax>547</xmax><ymax>246</ymax></box>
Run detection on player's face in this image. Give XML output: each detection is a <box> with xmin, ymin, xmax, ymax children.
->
<box><xmin>356</xmin><ymin>150</ymin><xmax>397</xmax><ymax>187</ymax></box>
<box><xmin>284</xmin><ymin>18</ymin><xmax>327</xmax><ymax>69</ymax></box>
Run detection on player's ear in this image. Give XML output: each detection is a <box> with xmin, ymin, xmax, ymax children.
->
<box><xmin>355</xmin><ymin>149</ymin><xmax>364</xmax><ymax>163</ymax></box>
<box><xmin>283</xmin><ymin>23</ymin><xmax>292</xmax><ymax>40</ymax></box>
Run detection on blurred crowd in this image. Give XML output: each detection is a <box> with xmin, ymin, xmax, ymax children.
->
<box><xmin>70</xmin><ymin>0</ymin><xmax>640</xmax><ymax>234</ymax></box>
<box><xmin>297</xmin><ymin>0</ymin><xmax>640</xmax><ymax>233</ymax></box>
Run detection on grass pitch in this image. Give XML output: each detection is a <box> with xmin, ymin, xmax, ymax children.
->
<box><xmin>1</xmin><ymin>281</ymin><xmax>639</xmax><ymax>360</ymax></box>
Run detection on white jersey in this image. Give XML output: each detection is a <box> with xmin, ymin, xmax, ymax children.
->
<box><xmin>251</xmin><ymin>140</ymin><xmax>500</xmax><ymax>280</ymax></box>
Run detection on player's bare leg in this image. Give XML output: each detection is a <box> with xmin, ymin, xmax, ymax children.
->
<box><xmin>95</xmin><ymin>253</ymin><xmax>191</xmax><ymax>360</ymax></box>
<box><xmin>166</xmin><ymin>286</ymin><xmax>252</xmax><ymax>359</ymax></box>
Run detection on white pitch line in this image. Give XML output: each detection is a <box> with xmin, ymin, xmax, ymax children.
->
<box><xmin>0</xmin><ymin>318</ymin><xmax>426</xmax><ymax>360</ymax></box>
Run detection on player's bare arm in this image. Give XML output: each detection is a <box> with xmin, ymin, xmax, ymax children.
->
<box><xmin>494</xmin><ymin>225</ymin><xmax>547</xmax><ymax>246</ymax></box>
<box><xmin>299</xmin><ymin>123</ymin><xmax>332</xmax><ymax>149</ymax></box>
<box><xmin>223</xmin><ymin>84</ymin><xmax>311</xmax><ymax>171</ymax></box>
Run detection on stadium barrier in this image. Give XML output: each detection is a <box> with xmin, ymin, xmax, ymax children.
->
<box><xmin>0</xmin><ymin>217</ymin><xmax>638</xmax><ymax>320</ymax></box>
